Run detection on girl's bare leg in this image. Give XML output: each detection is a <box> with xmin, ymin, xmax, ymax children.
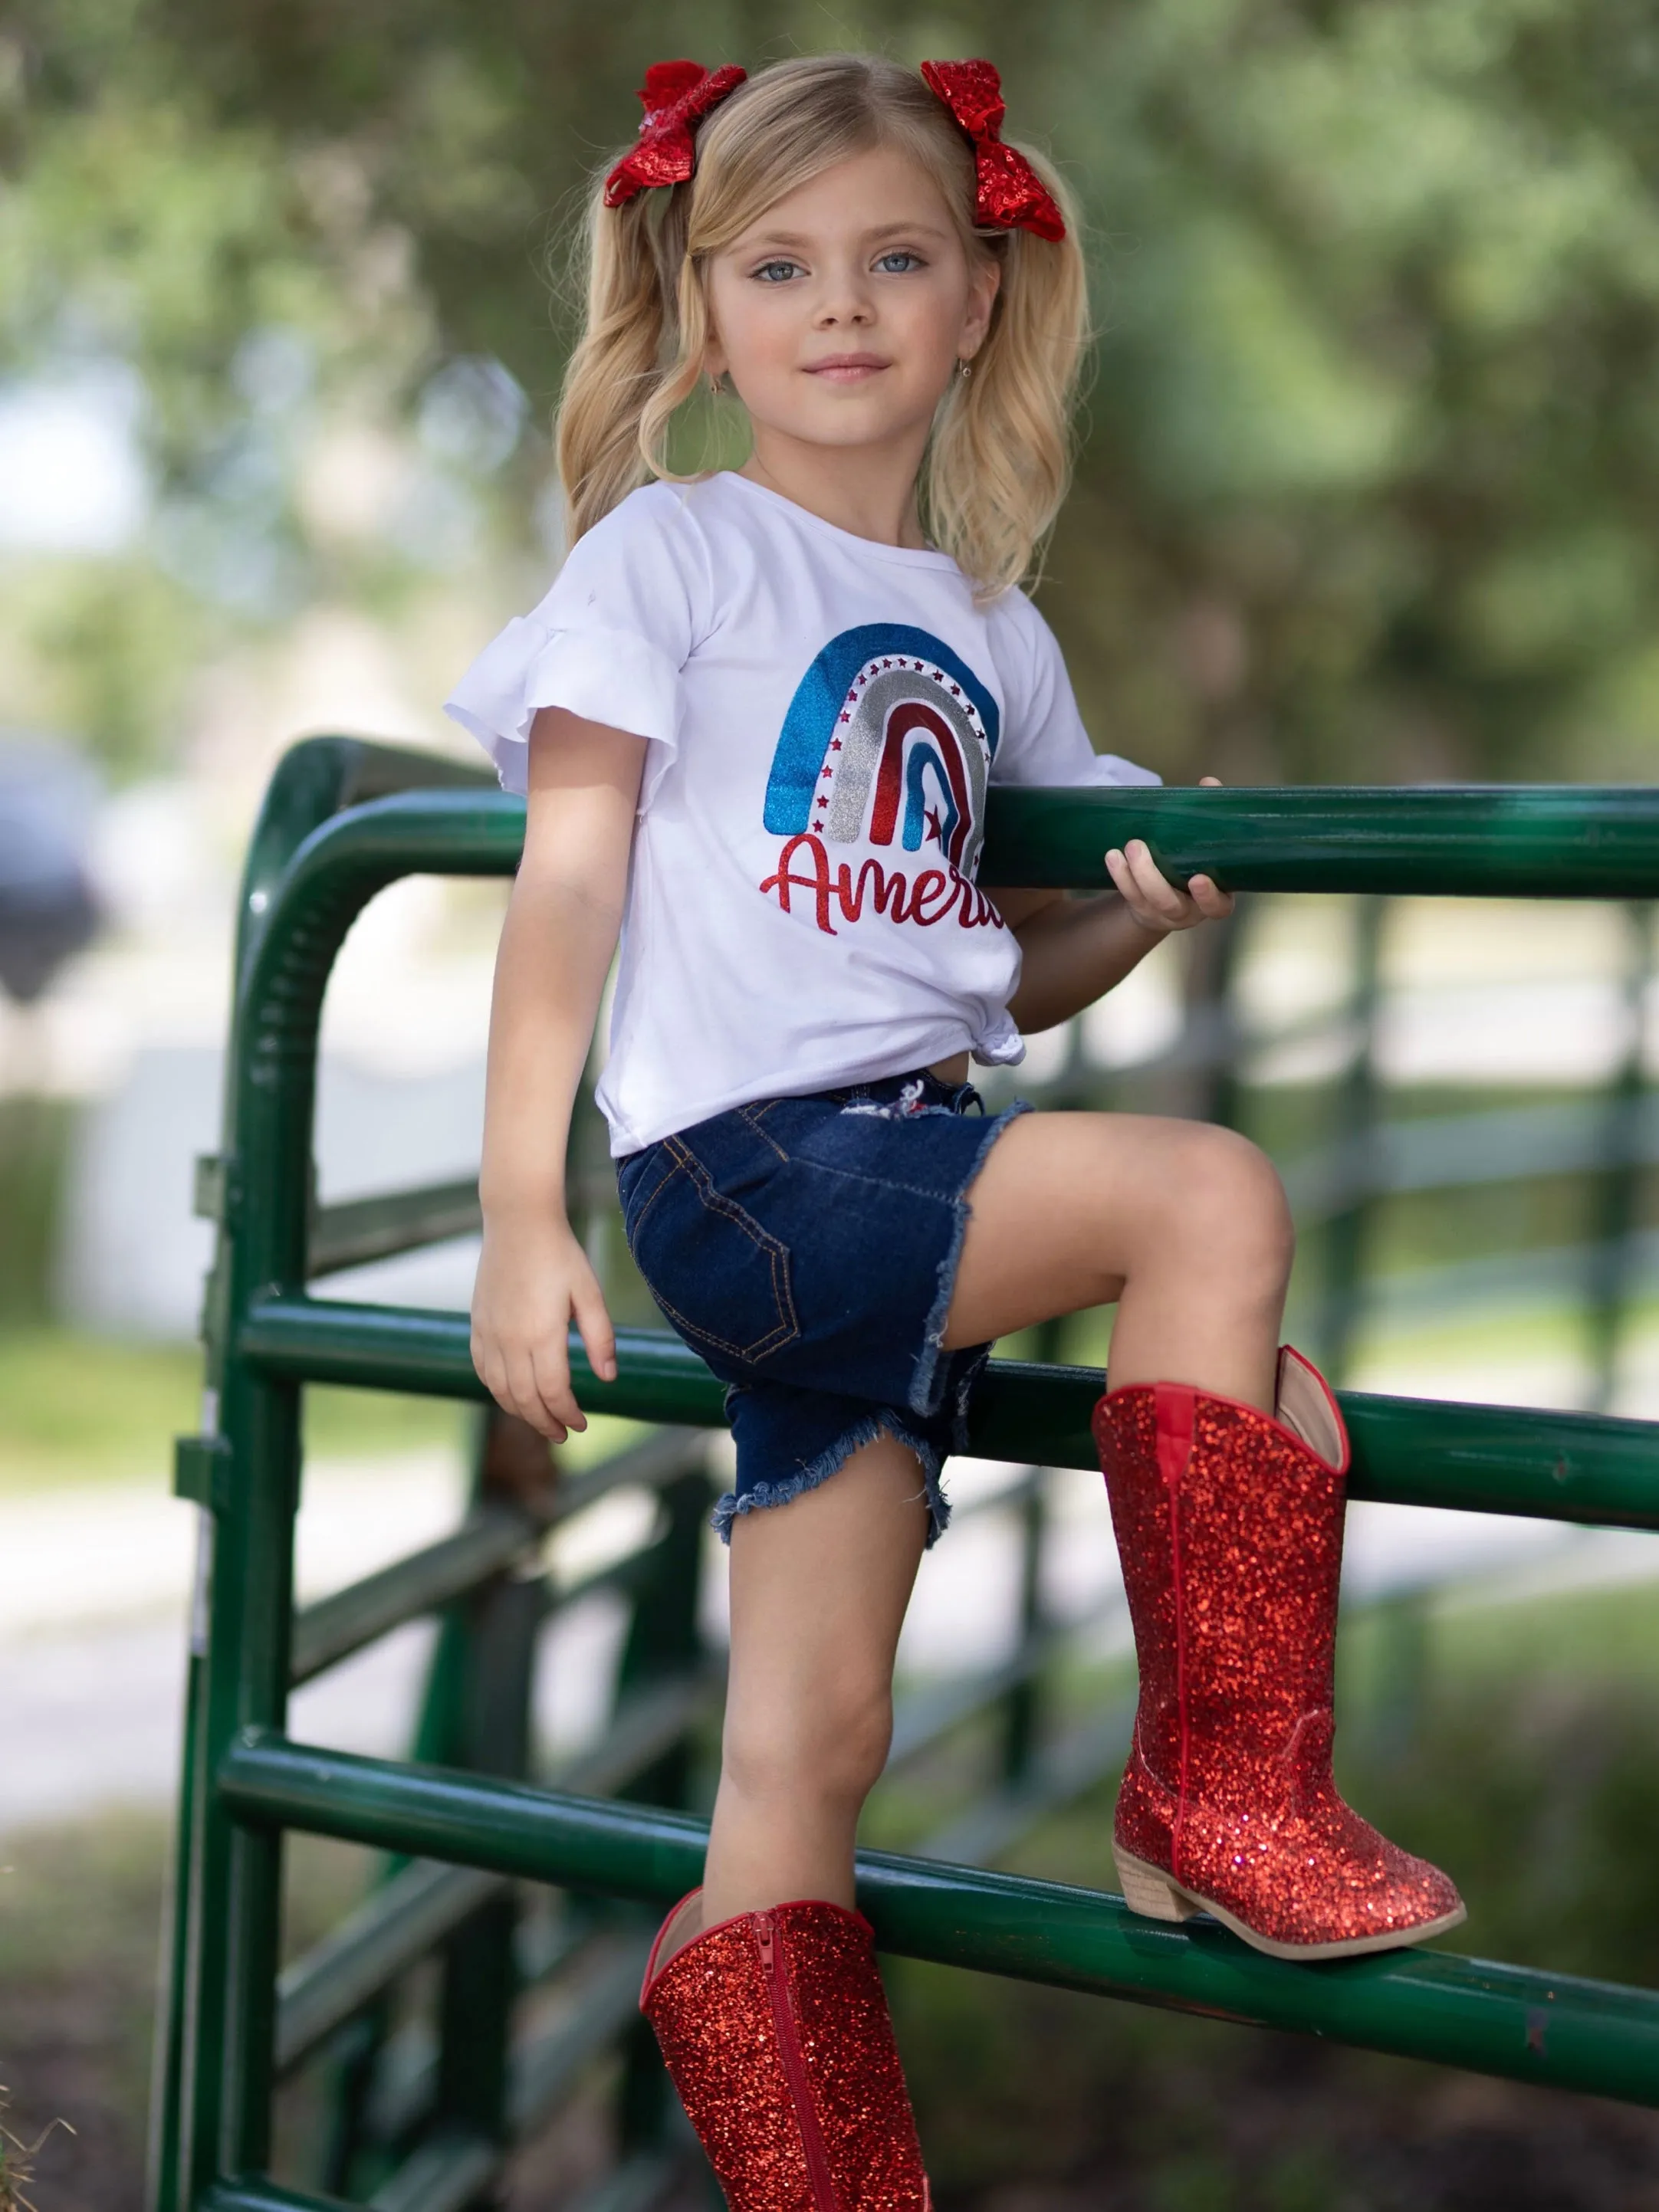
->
<box><xmin>944</xmin><ymin>1111</ymin><xmax>1294</xmax><ymax>1409</ymax></box>
<box><xmin>699</xmin><ymin>1433</ymin><xmax>931</xmax><ymax>1928</ymax></box>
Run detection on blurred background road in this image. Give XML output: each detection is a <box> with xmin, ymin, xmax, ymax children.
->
<box><xmin>6</xmin><ymin>2</ymin><xmax>1659</xmax><ymax>2207</ymax></box>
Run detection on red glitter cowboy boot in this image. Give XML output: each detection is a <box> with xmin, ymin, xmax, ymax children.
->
<box><xmin>641</xmin><ymin>1889</ymin><xmax>931</xmax><ymax>2209</ymax></box>
<box><xmin>1093</xmin><ymin>1347</ymin><xmax>1466</xmax><ymax>1960</ymax></box>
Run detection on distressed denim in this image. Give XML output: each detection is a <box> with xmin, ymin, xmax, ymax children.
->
<box><xmin>616</xmin><ymin>1068</ymin><xmax>1030</xmax><ymax>1543</ymax></box>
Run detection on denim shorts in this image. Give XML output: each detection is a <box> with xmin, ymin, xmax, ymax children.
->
<box><xmin>616</xmin><ymin>1069</ymin><xmax>1030</xmax><ymax>1545</ymax></box>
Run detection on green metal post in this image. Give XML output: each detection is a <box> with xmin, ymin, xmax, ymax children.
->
<box><xmin>1183</xmin><ymin>898</ymin><xmax>1249</xmax><ymax>1132</ymax></box>
<box><xmin>153</xmin><ymin>740</ymin><xmax>492</xmax><ymax>2212</ymax></box>
<box><xmin>429</xmin><ymin>1564</ymin><xmax>541</xmax><ymax>2189</ymax></box>
<box><xmin>998</xmin><ymin>1475</ymin><xmax>1048</xmax><ymax>1789</ymax></box>
<box><xmin>1000</xmin><ymin>1318</ymin><xmax>1063</xmax><ymax>1790</ymax></box>
<box><xmin>1585</xmin><ymin>903</ymin><xmax>1656</xmax><ymax>1413</ymax></box>
<box><xmin>165</xmin><ymin>745</ymin><xmax>494</xmax><ymax>2211</ymax></box>
<box><xmin>612</xmin><ymin>1470</ymin><xmax>713</xmax><ymax>1811</ymax></box>
<box><xmin>1317</xmin><ymin>895</ymin><xmax>1387</xmax><ymax>1383</ymax></box>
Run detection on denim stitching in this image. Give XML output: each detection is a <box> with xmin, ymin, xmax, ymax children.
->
<box><xmin>626</xmin><ymin>1149</ymin><xmax>798</xmax><ymax>1364</ymax></box>
<box><xmin>621</xmin><ymin>1150</ymin><xmax>688</xmax><ymax>1249</ymax></box>
<box><xmin>734</xmin><ymin>1101</ymin><xmax>792</xmax><ymax>1162</ymax></box>
<box><xmin>649</xmin><ymin>1135</ymin><xmax>800</xmax><ymax>1362</ymax></box>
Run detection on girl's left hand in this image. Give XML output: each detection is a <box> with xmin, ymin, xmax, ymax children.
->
<box><xmin>1105</xmin><ymin>777</ymin><xmax>1235</xmax><ymax>937</ymax></box>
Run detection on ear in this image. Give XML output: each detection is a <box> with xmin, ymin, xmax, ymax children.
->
<box><xmin>958</xmin><ymin>254</ymin><xmax>1002</xmax><ymax>364</ymax></box>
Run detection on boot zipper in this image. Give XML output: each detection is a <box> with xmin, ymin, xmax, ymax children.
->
<box><xmin>758</xmin><ymin>1913</ymin><xmax>840</xmax><ymax>2210</ymax></box>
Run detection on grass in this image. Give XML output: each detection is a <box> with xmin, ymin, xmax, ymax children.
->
<box><xmin>0</xmin><ymin>1328</ymin><xmax>471</xmax><ymax>1492</ymax></box>
<box><xmin>0</xmin><ymin>1815</ymin><xmax>165</xmax><ymax>2212</ymax></box>
<box><xmin>0</xmin><ymin>1332</ymin><xmax>202</xmax><ymax>1485</ymax></box>
<box><xmin>0</xmin><ymin>1325</ymin><xmax>669</xmax><ymax>1496</ymax></box>
<box><xmin>0</xmin><ymin>2086</ymin><xmax>74</xmax><ymax>2212</ymax></box>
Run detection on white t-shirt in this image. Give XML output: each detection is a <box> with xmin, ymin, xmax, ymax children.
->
<box><xmin>445</xmin><ymin>471</ymin><xmax>1158</xmax><ymax>1157</ymax></box>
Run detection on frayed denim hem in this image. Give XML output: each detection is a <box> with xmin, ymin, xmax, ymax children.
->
<box><xmin>907</xmin><ymin>1098</ymin><xmax>1033</xmax><ymax>1420</ymax></box>
<box><xmin>711</xmin><ymin>1412</ymin><xmax>951</xmax><ymax>1550</ymax></box>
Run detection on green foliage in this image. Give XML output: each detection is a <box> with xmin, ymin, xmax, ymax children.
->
<box><xmin>6</xmin><ymin>0</ymin><xmax>1659</xmax><ymax>780</ymax></box>
<box><xmin>1036</xmin><ymin>0</ymin><xmax>1659</xmax><ymax>784</ymax></box>
<box><xmin>0</xmin><ymin>556</ymin><xmax>207</xmax><ymax>776</ymax></box>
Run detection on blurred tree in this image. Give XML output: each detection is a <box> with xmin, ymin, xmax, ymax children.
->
<box><xmin>4</xmin><ymin>0</ymin><xmax>1659</xmax><ymax>783</ymax></box>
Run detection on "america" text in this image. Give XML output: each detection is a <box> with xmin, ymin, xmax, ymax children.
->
<box><xmin>757</xmin><ymin>833</ymin><xmax>1006</xmax><ymax>938</ymax></box>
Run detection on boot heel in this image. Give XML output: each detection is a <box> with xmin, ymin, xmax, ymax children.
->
<box><xmin>1114</xmin><ymin>1846</ymin><xmax>1200</xmax><ymax>1924</ymax></box>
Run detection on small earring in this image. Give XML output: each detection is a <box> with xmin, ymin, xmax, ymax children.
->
<box><xmin>956</xmin><ymin>359</ymin><xmax>973</xmax><ymax>382</ymax></box>
<box><xmin>708</xmin><ymin>369</ymin><xmax>724</xmax><ymax>397</ymax></box>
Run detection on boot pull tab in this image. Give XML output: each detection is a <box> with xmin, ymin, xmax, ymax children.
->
<box><xmin>1154</xmin><ymin>1383</ymin><xmax>1197</xmax><ymax>1490</ymax></box>
<box><xmin>1275</xmin><ymin>1347</ymin><xmax>1351</xmax><ymax>1473</ymax></box>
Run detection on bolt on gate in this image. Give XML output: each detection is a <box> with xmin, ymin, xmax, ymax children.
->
<box><xmin>152</xmin><ymin>738</ymin><xmax>1659</xmax><ymax>2212</ymax></box>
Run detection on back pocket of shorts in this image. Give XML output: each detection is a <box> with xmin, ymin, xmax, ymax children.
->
<box><xmin>626</xmin><ymin>1141</ymin><xmax>798</xmax><ymax>1366</ymax></box>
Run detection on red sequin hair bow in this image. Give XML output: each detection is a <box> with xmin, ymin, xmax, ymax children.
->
<box><xmin>603</xmin><ymin>61</ymin><xmax>747</xmax><ymax>208</ymax></box>
<box><xmin>919</xmin><ymin>59</ymin><xmax>1066</xmax><ymax>242</ymax></box>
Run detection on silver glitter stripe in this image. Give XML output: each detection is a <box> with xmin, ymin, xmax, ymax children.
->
<box><xmin>821</xmin><ymin>666</ymin><xmax>989</xmax><ymax>855</ymax></box>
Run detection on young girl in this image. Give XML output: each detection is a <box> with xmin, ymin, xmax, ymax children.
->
<box><xmin>447</xmin><ymin>52</ymin><xmax>1463</xmax><ymax>2207</ymax></box>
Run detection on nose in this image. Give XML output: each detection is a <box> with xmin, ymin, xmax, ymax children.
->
<box><xmin>813</xmin><ymin>260</ymin><xmax>875</xmax><ymax>329</ymax></box>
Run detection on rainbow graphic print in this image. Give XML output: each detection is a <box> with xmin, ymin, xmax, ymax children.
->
<box><xmin>764</xmin><ymin>625</ymin><xmax>1001</xmax><ymax>875</ymax></box>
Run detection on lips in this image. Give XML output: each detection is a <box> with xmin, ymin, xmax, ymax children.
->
<box><xmin>805</xmin><ymin>354</ymin><xmax>889</xmax><ymax>380</ymax></box>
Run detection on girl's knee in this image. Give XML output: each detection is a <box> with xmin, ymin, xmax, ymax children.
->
<box><xmin>723</xmin><ymin>1679</ymin><xmax>893</xmax><ymax>1812</ymax></box>
<box><xmin>1170</xmin><ymin>1125</ymin><xmax>1294</xmax><ymax>1275</ymax></box>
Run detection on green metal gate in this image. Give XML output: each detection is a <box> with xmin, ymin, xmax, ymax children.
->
<box><xmin>151</xmin><ymin>740</ymin><xmax>1659</xmax><ymax>2212</ymax></box>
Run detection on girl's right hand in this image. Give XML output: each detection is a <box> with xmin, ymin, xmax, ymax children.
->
<box><xmin>471</xmin><ymin>1212</ymin><xmax>619</xmax><ymax>1443</ymax></box>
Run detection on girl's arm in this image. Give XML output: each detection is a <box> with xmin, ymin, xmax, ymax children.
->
<box><xmin>471</xmin><ymin>707</ymin><xmax>647</xmax><ymax>1442</ymax></box>
<box><xmin>993</xmin><ymin>836</ymin><xmax>1234</xmax><ymax>1035</ymax></box>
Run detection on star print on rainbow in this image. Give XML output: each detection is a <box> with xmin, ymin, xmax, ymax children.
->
<box><xmin>758</xmin><ymin>624</ymin><xmax>1007</xmax><ymax>937</ymax></box>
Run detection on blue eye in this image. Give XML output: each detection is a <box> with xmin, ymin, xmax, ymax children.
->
<box><xmin>875</xmin><ymin>251</ymin><xmax>922</xmax><ymax>273</ymax></box>
<box><xmin>754</xmin><ymin>260</ymin><xmax>802</xmax><ymax>283</ymax></box>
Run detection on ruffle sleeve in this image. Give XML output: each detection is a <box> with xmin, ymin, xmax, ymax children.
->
<box><xmin>442</xmin><ymin>485</ymin><xmax>705</xmax><ymax>796</ymax></box>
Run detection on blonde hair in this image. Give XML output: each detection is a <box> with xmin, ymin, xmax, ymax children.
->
<box><xmin>555</xmin><ymin>54</ymin><xmax>1087</xmax><ymax>597</ymax></box>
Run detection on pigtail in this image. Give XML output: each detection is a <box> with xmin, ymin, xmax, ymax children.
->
<box><xmin>557</xmin><ymin>179</ymin><xmax>691</xmax><ymax>540</ymax></box>
<box><xmin>922</xmin><ymin>146</ymin><xmax>1087</xmax><ymax>599</ymax></box>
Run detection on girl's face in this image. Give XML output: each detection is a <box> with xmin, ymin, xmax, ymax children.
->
<box><xmin>703</xmin><ymin>144</ymin><xmax>1000</xmax><ymax>458</ymax></box>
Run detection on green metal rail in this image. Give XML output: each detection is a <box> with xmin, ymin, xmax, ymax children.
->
<box><xmin>235</xmin><ymin>1296</ymin><xmax>1659</xmax><ymax>1530</ymax></box>
<box><xmin>152</xmin><ymin>741</ymin><xmax>1659</xmax><ymax>2212</ymax></box>
<box><xmin>218</xmin><ymin>1733</ymin><xmax>1659</xmax><ymax>2105</ymax></box>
